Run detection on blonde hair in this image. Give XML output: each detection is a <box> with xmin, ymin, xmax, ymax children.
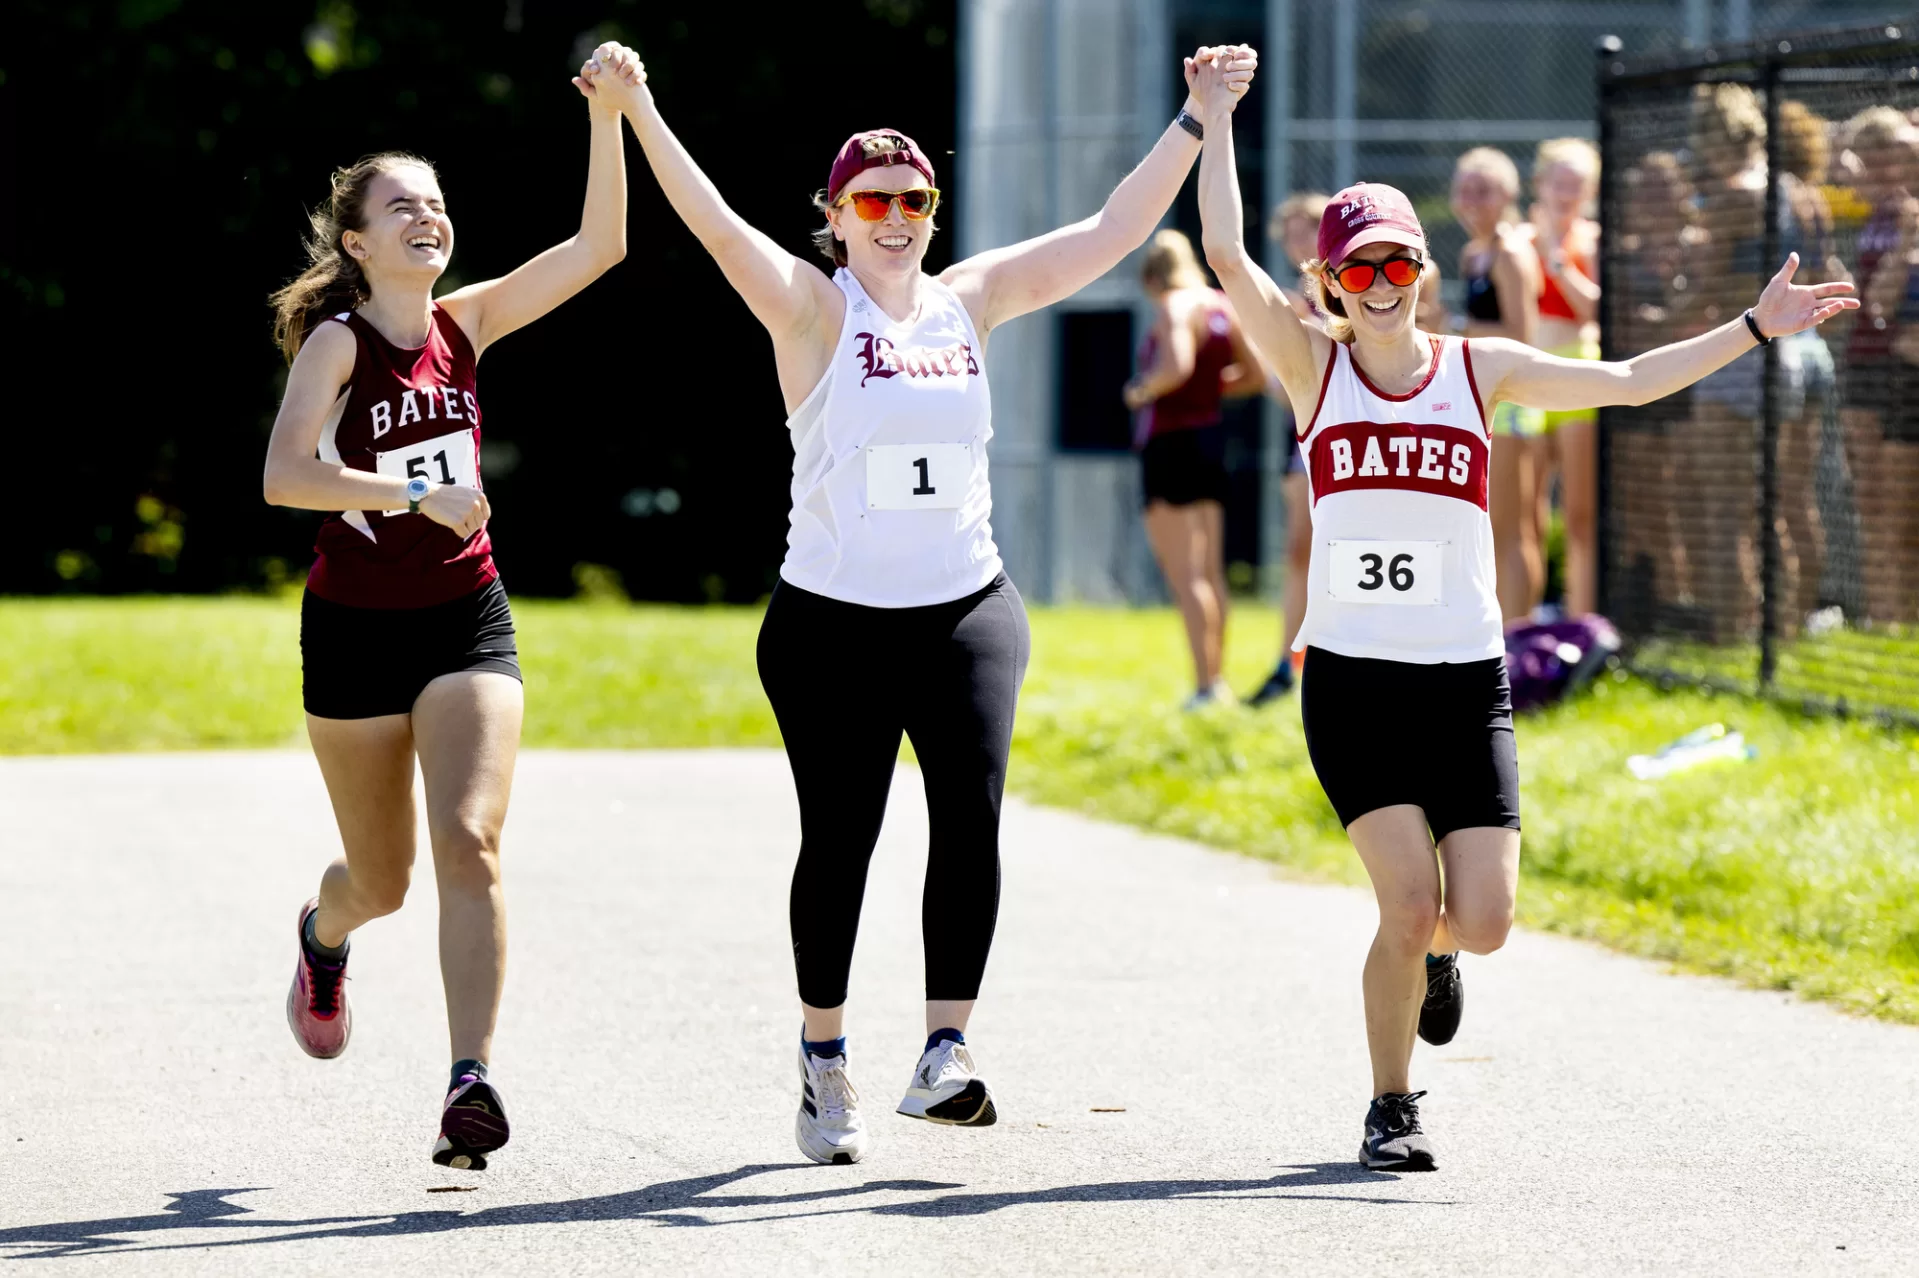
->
<box><xmin>1844</xmin><ymin>104</ymin><xmax>1911</xmax><ymax>156</ymax></box>
<box><xmin>1776</xmin><ymin>100</ymin><xmax>1831</xmax><ymax>183</ymax></box>
<box><xmin>1690</xmin><ymin>83</ymin><xmax>1766</xmax><ymax>162</ymax></box>
<box><xmin>1268</xmin><ymin>190</ymin><xmax>1331</xmax><ymax>246</ymax></box>
<box><xmin>1454</xmin><ymin>147</ymin><xmax>1522</xmax><ymax>221</ymax></box>
<box><xmin>1533</xmin><ymin>137</ymin><xmax>1600</xmax><ymax>197</ymax></box>
<box><xmin>1141</xmin><ymin>228</ymin><xmax>1211</xmax><ymax>292</ymax></box>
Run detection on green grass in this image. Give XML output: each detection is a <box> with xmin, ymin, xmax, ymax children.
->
<box><xmin>3</xmin><ymin>595</ymin><xmax>1916</xmax><ymax>1022</ymax></box>
<box><xmin>1632</xmin><ymin>627</ymin><xmax>1919</xmax><ymax>721</ymax></box>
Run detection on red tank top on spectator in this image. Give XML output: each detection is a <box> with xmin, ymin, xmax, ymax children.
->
<box><xmin>306</xmin><ymin>304</ymin><xmax>497</xmax><ymax>609</ymax></box>
<box><xmin>1140</xmin><ymin>292</ymin><xmax>1235</xmax><ymax>437</ymax></box>
<box><xmin>1535</xmin><ymin>239</ymin><xmax>1594</xmax><ymax>322</ymax></box>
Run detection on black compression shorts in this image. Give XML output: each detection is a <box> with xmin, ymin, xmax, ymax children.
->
<box><xmin>300</xmin><ymin>577</ymin><xmax>522</xmax><ymax>720</ymax></box>
<box><xmin>1299</xmin><ymin>645</ymin><xmax>1521</xmax><ymax>841</ymax></box>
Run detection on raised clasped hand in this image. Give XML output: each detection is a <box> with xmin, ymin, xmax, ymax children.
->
<box><xmin>574</xmin><ymin>41</ymin><xmax>648</xmax><ymax>110</ymax></box>
<box><xmin>1752</xmin><ymin>251</ymin><xmax>1860</xmax><ymax>339</ymax></box>
<box><xmin>1184</xmin><ymin>44</ymin><xmax>1258</xmax><ymax>118</ymax></box>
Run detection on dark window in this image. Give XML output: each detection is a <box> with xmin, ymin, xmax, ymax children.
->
<box><xmin>1057</xmin><ymin>309</ymin><xmax>1136</xmax><ymax>452</ymax></box>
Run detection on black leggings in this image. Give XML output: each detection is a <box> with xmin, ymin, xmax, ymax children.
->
<box><xmin>757</xmin><ymin>574</ymin><xmax>1030</xmax><ymax>1009</ymax></box>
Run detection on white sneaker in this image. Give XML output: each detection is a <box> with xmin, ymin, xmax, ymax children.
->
<box><xmin>897</xmin><ymin>1036</ymin><xmax>998</xmax><ymax>1126</ymax></box>
<box><xmin>795</xmin><ymin>1046</ymin><xmax>869</xmax><ymax>1165</ymax></box>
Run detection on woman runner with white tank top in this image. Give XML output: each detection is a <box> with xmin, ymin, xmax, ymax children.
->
<box><xmin>1197</xmin><ymin>97</ymin><xmax>1856</xmax><ymax>1170</ymax></box>
<box><xmin>589</xmin><ymin>43</ymin><xmax>1258</xmax><ymax>1164</ymax></box>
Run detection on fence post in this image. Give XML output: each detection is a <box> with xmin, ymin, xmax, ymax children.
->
<box><xmin>1758</xmin><ymin>47</ymin><xmax>1782</xmax><ymax>690</ymax></box>
<box><xmin>1594</xmin><ymin>35</ymin><xmax>1622</xmax><ymax>621</ymax></box>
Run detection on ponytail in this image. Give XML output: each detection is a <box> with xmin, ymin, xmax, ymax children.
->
<box><xmin>268</xmin><ymin>152</ymin><xmax>436</xmax><ymax>362</ymax></box>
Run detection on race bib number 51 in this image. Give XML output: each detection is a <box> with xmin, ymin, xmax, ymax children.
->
<box><xmin>375</xmin><ymin>429</ymin><xmax>479</xmax><ymax>516</ymax></box>
<box><xmin>1326</xmin><ymin>539</ymin><xmax>1443</xmax><ymax>606</ymax></box>
<box><xmin>867</xmin><ymin>442</ymin><xmax>969</xmax><ymax>510</ymax></box>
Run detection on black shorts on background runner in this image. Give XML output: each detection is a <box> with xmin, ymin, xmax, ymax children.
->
<box><xmin>1299</xmin><ymin>645</ymin><xmax>1520</xmax><ymax>840</ymax></box>
<box><xmin>301</xmin><ymin>577</ymin><xmax>522</xmax><ymax>720</ymax></box>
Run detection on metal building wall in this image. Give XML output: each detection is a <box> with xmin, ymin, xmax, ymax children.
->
<box><xmin>957</xmin><ymin>0</ymin><xmax>1170</xmax><ymax>602</ymax></box>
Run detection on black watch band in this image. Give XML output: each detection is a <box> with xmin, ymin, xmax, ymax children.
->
<box><xmin>1743</xmin><ymin>308</ymin><xmax>1771</xmax><ymax>347</ymax></box>
<box><xmin>1174</xmin><ymin>109</ymin><xmax>1204</xmax><ymax>141</ymax></box>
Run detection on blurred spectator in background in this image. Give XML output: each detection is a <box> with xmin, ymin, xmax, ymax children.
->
<box><xmin>1685</xmin><ymin>82</ymin><xmax>1770</xmax><ymax>639</ymax></box>
<box><xmin>1526</xmin><ymin>137</ymin><xmax>1603</xmax><ymax>619</ymax></box>
<box><xmin>1845</xmin><ymin>105</ymin><xmax>1919</xmax><ymax>625</ymax></box>
<box><xmin>1773</xmin><ymin>99</ymin><xmax>1847</xmax><ymax>628</ymax></box>
<box><xmin>1125</xmin><ymin>228</ymin><xmax>1264</xmax><ymax>709</ymax></box>
<box><xmin>1450</xmin><ymin>147</ymin><xmax>1543</xmax><ymax>621</ymax></box>
<box><xmin>1613</xmin><ymin>150</ymin><xmax>1707</xmax><ymax>618</ymax></box>
<box><xmin>1247</xmin><ymin>191</ymin><xmax>1329</xmax><ymax>706</ymax></box>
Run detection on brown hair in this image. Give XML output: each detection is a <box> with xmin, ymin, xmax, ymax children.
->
<box><xmin>1140</xmin><ymin>228</ymin><xmax>1210</xmax><ymax>292</ymax></box>
<box><xmin>269</xmin><ymin>152</ymin><xmax>438</xmax><ymax>362</ymax></box>
<box><xmin>1690</xmin><ymin>83</ymin><xmax>1766</xmax><ymax>165</ymax></box>
<box><xmin>1776</xmin><ymin>100</ymin><xmax>1831</xmax><ymax>183</ymax></box>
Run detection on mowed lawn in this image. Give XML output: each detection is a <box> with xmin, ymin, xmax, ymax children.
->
<box><xmin>4</xmin><ymin>595</ymin><xmax>1917</xmax><ymax>1022</ymax></box>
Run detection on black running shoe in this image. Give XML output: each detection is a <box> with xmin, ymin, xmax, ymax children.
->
<box><xmin>432</xmin><ymin>1071</ymin><xmax>510</xmax><ymax>1170</ymax></box>
<box><xmin>1247</xmin><ymin>659</ymin><xmax>1296</xmax><ymax>707</ymax></box>
<box><xmin>1419</xmin><ymin>953</ymin><xmax>1464</xmax><ymax>1045</ymax></box>
<box><xmin>1360</xmin><ymin>1090</ymin><xmax>1436</xmax><ymax>1171</ymax></box>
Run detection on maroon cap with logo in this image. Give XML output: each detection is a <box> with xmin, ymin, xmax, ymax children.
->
<box><xmin>1317</xmin><ymin>182</ymin><xmax>1426</xmax><ymax>266</ymax></box>
<box><xmin>827</xmin><ymin>129</ymin><xmax>936</xmax><ymax>201</ymax></box>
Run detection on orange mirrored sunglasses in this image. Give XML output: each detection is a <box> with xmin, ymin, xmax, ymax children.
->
<box><xmin>836</xmin><ymin>187</ymin><xmax>941</xmax><ymax>222</ymax></box>
<box><xmin>1333</xmin><ymin>255</ymin><xmax>1423</xmax><ymax>293</ymax></box>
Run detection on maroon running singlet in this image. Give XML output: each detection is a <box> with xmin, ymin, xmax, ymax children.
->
<box><xmin>306</xmin><ymin>304</ymin><xmax>497</xmax><ymax>609</ymax></box>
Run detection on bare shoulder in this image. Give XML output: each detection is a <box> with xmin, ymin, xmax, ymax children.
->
<box><xmin>293</xmin><ymin>317</ymin><xmax>358</xmax><ymax>379</ymax></box>
<box><xmin>1459</xmin><ymin>334</ymin><xmax>1533</xmax><ymax>384</ymax></box>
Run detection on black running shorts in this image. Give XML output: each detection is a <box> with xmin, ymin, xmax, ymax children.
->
<box><xmin>1299</xmin><ymin>645</ymin><xmax>1521</xmax><ymax>841</ymax></box>
<box><xmin>300</xmin><ymin>578</ymin><xmax>522</xmax><ymax>720</ymax></box>
<box><xmin>1140</xmin><ymin>423</ymin><xmax>1230</xmax><ymax>507</ymax></box>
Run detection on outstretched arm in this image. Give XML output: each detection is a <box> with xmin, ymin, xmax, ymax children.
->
<box><xmin>942</xmin><ymin>46</ymin><xmax>1257</xmax><ymax>334</ymax></box>
<box><xmin>1197</xmin><ymin>60</ymin><xmax>1324</xmax><ymax>404</ymax></box>
<box><xmin>436</xmin><ymin>46</ymin><xmax>629</xmax><ymax>355</ymax></box>
<box><xmin>588</xmin><ymin>45</ymin><xmax>837</xmax><ymax>343</ymax></box>
<box><xmin>1477</xmin><ymin>252</ymin><xmax>1855</xmax><ymax>411</ymax></box>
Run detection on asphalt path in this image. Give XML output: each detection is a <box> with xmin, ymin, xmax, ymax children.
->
<box><xmin>1</xmin><ymin>750</ymin><xmax>1914</xmax><ymax>1275</ymax></box>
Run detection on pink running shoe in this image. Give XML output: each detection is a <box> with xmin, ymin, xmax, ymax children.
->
<box><xmin>286</xmin><ymin>899</ymin><xmax>351</xmax><ymax>1059</ymax></box>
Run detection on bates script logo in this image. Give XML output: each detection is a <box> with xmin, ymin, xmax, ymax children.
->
<box><xmin>855</xmin><ymin>333</ymin><xmax>980</xmax><ymax>388</ymax></box>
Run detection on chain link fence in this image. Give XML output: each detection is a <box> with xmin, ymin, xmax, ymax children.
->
<box><xmin>1599</xmin><ymin>20</ymin><xmax>1919</xmax><ymax>724</ymax></box>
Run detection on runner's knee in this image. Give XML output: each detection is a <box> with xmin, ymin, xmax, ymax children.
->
<box><xmin>1376</xmin><ymin>896</ymin><xmax>1441</xmax><ymax>955</ymax></box>
<box><xmin>1446</xmin><ymin>904</ymin><xmax>1513</xmax><ymax>955</ymax></box>
<box><xmin>431</xmin><ymin>821</ymin><xmax>503</xmax><ymax>893</ymax></box>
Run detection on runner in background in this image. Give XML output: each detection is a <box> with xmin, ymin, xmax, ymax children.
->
<box><xmin>1124</xmin><ymin>229</ymin><xmax>1265</xmax><ymax>709</ymax></box>
<box><xmin>1526</xmin><ymin>138</ymin><xmax>1602</xmax><ymax>618</ymax></box>
<box><xmin>1247</xmin><ymin>191</ymin><xmax>1330</xmax><ymax>706</ymax></box>
<box><xmin>1450</xmin><ymin>148</ymin><xmax>1543</xmax><ymax>622</ymax></box>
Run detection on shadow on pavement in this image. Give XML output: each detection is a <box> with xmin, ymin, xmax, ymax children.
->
<box><xmin>0</xmin><ymin>1163</ymin><xmax>1436</xmax><ymax>1258</ymax></box>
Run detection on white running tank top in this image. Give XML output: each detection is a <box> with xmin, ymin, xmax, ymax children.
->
<box><xmin>1293</xmin><ymin>335</ymin><xmax>1502</xmax><ymax>663</ymax></box>
<box><xmin>780</xmin><ymin>269</ymin><xmax>1001</xmax><ymax>608</ymax></box>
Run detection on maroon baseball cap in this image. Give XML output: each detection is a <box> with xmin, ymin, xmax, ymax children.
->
<box><xmin>827</xmin><ymin>129</ymin><xmax>936</xmax><ymax>201</ymax></box>
<box><xmin>1318</xmin><ymin>182</ymin><xmax>1426</xmax><ymax>266</ymax></box>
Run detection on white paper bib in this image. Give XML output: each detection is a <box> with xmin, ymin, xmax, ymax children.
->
<box><xmin>375</xmin><ymin>428</ymin><xmax>478</xmax><ymax>516</ymax></box>
<box><xmin>1325</xmin><ymin>539</ymin><xmax>1444</xmax><ymax>606</ymax></box>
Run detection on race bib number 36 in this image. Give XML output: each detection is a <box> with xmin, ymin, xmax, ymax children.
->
<box><xmin>374</xmin><ymin>429</ymin><xmax>479</xmax><ymax>516</ymax></box>
<box><xmin>1326</xmin><ymin>539</ymin><xmax>1444</xmax><ymax>606</ymax></box>
<box><xmin>867</xmin><ymin>442</ymin><xmax>969</xmax><ymax>510</ymax></box>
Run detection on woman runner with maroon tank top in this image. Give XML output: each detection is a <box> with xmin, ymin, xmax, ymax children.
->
<box><xmin>1124</xmin><ymin>229</ymin><xmax>1263</xmax><ymax>707</ymax></box>
<box><xmin>587</xmin><ymin>42</ymin><xmax>1255</xmax><ymax>1165</ymax></box>
<box><xmin>1198</xmin><ymin>93</ymin><xmax>1854</xmax><ymax>1170</ymax></box>
<box><xmin>262</xmin><ymin>48</ymin><xmax>628</xmax><ymax>1170</ymax></box>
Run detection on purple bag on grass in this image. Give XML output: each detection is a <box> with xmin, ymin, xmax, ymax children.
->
<box><xmin>1504</xmin><ymin>616</ymin><xmax>1621</xmax><ymax>712</ymax></box>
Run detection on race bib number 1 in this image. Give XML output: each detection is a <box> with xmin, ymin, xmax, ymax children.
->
<box><xmin>374</xmin><ymin>429</ymin><xmax>479</xmax><ymax>516</ymax></box>
<box><xmin>1326</xmin><ymin>539</ymin><xmax>1444</xmax><ymax>606</ymax></box>
<box><xmin>867</xmin><ymin>442</ymin><xmax>969</xmax><ymax>510</ymax></box>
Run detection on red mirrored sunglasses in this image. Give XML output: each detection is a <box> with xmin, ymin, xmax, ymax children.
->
<box><xmin>836</xmin><ymin>187</ymin><xmax>941</xmax><ymax>222</ymax></box>
<box><xmin>1333</xmin><ymin>255</ymin><xmax>1423</xmax><ymax>293</ymax></box>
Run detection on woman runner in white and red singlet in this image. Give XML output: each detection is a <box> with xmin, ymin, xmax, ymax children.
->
<box><xmin>1197</xmin><ymin>96</ymin><xmax>1855</xmax><ymax>1169</ymax></box>
<box><xmin>587</xmin><ymin>43</ymin><xmax>1255</xmax><ymax>1165</ymax></box>
<box><xmin>262</xmin><ymin>49</ymin><xmax>628</xmax><ymax>1170</ymax></box>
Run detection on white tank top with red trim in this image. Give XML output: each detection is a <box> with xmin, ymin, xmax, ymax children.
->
<box><xmin>780</xmin><ymin>269</ymin><xmax>1001</xmax><ymax>608</ymax></box>
<box><xmin>1292</xmin><ymin>335</ymin><xmax>1502</xmax><ymax>664</ymax></box>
